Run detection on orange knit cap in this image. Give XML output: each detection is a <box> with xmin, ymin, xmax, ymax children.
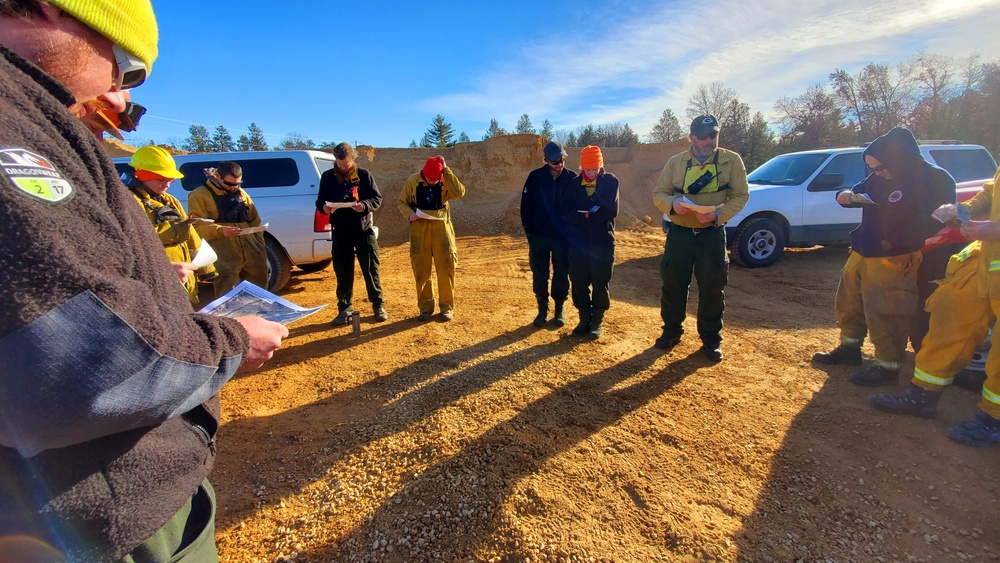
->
<box><xmin>580</xmin><ymin>145</ymin><xmax>603</xmax><ymax>169</ymax></box>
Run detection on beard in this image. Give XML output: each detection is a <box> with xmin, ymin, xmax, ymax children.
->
<box><xmin>692</xmin><ymin>142</ymin><xmax>717</xmax><ymax>160</ymax></box>
<box><xmin>34</xmin><ymin>34</ymin><xmax>104</xmax><ymax>116</ymax></box>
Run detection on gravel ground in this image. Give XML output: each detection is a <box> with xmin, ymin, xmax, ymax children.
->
<box><xmin>209</xmin><ymin>232</ymin><xmax>1000</xmax><ymax>563</ymax></box>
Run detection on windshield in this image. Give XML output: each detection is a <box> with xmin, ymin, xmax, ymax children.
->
<box><xmin>748</xmin><ymin>153</ymin><xmax>831</xmax><ymax>185</ymax></box>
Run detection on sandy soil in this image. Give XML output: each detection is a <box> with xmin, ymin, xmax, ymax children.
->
<box><xmin>209</xmin><ymin>232</ymin><xmax>1000</xmax><ymax>563</ymax></box>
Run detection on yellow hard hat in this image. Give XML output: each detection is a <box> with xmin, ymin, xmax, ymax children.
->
<box><xmin>130</xmin><ymin>146</ymin><xmax>183</xmax><ymax>178</ymax></box>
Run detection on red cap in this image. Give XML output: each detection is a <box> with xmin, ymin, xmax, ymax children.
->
<box><xmin>421</xmin><ymin>156</ymin><xmax>445</xmax><ymax>183</ymax></box>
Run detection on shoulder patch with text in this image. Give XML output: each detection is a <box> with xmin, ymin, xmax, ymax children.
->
<box><xmin>0</xmin><ymin>148</ymin><xmax>75</xmax><ymax>203</ymax></box>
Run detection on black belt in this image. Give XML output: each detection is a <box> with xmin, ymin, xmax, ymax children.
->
<box><xmin>672</xmin><ymin>224</ymin><xmax>718</xmax><ymax>234</ymax></box>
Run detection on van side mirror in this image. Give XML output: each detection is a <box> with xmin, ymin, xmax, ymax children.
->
<box><xmin>808</xmin><ymin>173</ymin><xmax>845</xmax><ymax>192</ymax></box>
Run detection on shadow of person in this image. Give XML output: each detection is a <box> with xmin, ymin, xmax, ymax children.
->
<box><xmin>295</xmin><ymin>347</ymin><xmax>700</xmax><ymax>561</ymax></box>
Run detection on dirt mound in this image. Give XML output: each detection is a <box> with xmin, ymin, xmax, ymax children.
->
<box><xmin>362</xmin><ymin>135</ymin><xmax>690</xmax><ymax>246</ymax></box>
<box><xmin>101</xmin><ymin>138</ymin><xmax>139</xmax><ymax>158</ymax></box>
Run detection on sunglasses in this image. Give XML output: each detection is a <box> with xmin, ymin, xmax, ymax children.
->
<box><xmin>548</xmin><ymin>158</ymin><xmax>565</xmax><ymax>165</ymax></box>
<box><xmin>221</xmin><ymin>178</ymin><xmax>243</xmax><ymax>188</ymax></box>
<box><xmin>118</xmin><ymin>102</ymin><xmax>146</xmax><ymax>132</ymax></box>
<box><xmin>112</xmin><ymin>45</ymin><xmax>147</xmax><ymax>90</ymax></box>
<box><xmin>696</xmin><ymin>132</ymin><xmax>718</xmax><ymax>141</ymax></box>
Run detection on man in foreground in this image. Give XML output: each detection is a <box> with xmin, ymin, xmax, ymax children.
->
<box><xmin>521</xmin><ymin>141</ymin><xmax>576</xmax><ymax>327</ymax></box>
<box><xmin>812</xmin><ymin>127</ymin><xmax>955</xmax><ymax>386</ymax></box>
<box><xmin>316</xmin><ymin>142</ymin><xmax>388</xmax><ymax>325</ymax></box>
<box><xmin>189</xmin><ymin>161</ymin><xmax>268</xmax><ymax>296</ymax></box>
<box><xmin>652</xmin><ymin>115</ymin><xmax>749</xmax><ymax>361</ymax></box>
<box><xmin>0</xmin><ymin>1</ymin><xmax>287</xmax><ymax>560</ymax></box>
<box><xmin>870</xmin><ymin>165</ymin><xmax>1000</xmax><ymax>447</ymax></box>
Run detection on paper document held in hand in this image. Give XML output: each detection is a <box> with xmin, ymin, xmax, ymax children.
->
<box><xmin>239</xmin><ymin>222</ymin><xmax>269</xmax><ymax>235</ymax></box>
<box><xmin>415</xmin><ymin>209</ymin><xmax>445</xmax><ymax>221</ymax></box>
<box><xmin>191</xmin><ymin>240</ymin><xmax>217</xmax><ymax>269</ymax></box>
<box><xmin>678</xmin><ymin>197</ymin><xmax>723</xmax><ymax>214</ymax></box>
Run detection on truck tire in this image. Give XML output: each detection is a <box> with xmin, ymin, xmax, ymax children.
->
<box><xmin>265</xmin><ymin>236</ymin><xmax>293</xmax><ymax>292</ymax></box>
<box><xmin>296</xmin><ymin>259</ymin><xmax>332</xmax><ymax>273</ymax></box>
<box><xmin>731</xmin><ymin>217</ymin><xmax>785</xmax><ymax>268</ymax></box>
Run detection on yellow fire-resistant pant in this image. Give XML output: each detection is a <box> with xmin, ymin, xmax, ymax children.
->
<box><xmin>409</xmin><ymin>218</ymin><xmax>457</xmax><ymax>314</ymax></box>
<box><xmin>835</xmin><ymin>250</ymin><xmax>922</xmax><ymax>370</ymax></box>
<box><xmin>913</xmin><ymin>242</ymin><xmax>1000</xmax><ymax>418</ymax></box>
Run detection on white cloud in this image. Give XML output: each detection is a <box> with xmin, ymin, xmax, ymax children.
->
<box><xmin>422</xmin><ymin>0</ymin><xmax>1000</xmax><ymax>135</ymax></box>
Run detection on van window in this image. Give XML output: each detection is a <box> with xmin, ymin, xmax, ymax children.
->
<box><xmin>748</xmin><ymin>153</ymin><xmax>830</xmax><ymax>185</ymax></box>
<box><xmin>177</xmin><ymin>158</ymin><xmax>300</xmax><ymax>192</ymax></box>
<box><xmin>813</xmin><ymin>153</ymin><xmax>866</xmax><ymax>191</ymax></box>
<box><xmin>928</xmin><ymin>149</ymin><xmax>998</xmax><ymax>183</ymax></box>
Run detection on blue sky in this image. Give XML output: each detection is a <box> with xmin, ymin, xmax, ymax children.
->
<box><xmin>125</xmin><ymin>0</ymin><xmax>1000</xmax><ymax>149</ymax></box>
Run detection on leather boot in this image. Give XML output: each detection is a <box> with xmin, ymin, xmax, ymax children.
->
<box><xmin>947</xmin><ymin>412</ymin><xmax>1000</xmax><ymax>447</ymax></box>
<box><xmin>572</xmin><ymin>308</ymin><xmax>592</xmax><ymax>336</ymax></box>
<box><xmin>553</xmin><ymin>301</ymin><xmax>566</xmax><ymax>327</ymax></box>
<box><xmin>588</xmin><ymin>309</ymin><xmax>605</xmax><ymax>340</ymax></box>
<box><xmin>812</xmin><ymin>344</ymin><xmax>862</xmax><ymax>365</ymax></box>
<box><xmin>850</xmin><ymin>365</ymin><xmax>899</xmax><ymax>387</ymax></box>
<box><xmin>533</xmin><ymin>299</ymin><xmax>548</xmax><ymax>328</ymax></box>
<box><xmin>869</xmin><ymin>383</ymin><xmax>941</xmax><ymax>419</ymax></box>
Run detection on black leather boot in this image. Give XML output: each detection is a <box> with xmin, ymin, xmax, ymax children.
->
<box><xmin>812</xmin><ymin>344</ymin><xmax>862</xmax><ymax>365</ymax></box>
<box><xmin>870</xmin><ymin>383</ymin><xmax>941</xmax><ymax>419</ymax></box>
<box><xmin>533</xmin><ymin>299</ymin><xmax>548</xmax><ymax>328</ymax></box>
<box><xmin>572</xmin><ymin>308</ymin><xmax>592</xmax><ymax>336</ymax></box>
<box><xmin>588</xmin><ymin>309</ymin><xmax>605</xmax><ymax>340</ymax></box>
<box><xmin>553</xmin><ymin>301</ymin><xmax>566</xmax><ymax>327</ymax></box>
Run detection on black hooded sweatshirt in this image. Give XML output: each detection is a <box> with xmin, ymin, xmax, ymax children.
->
<box><xmin>844</xmin><ymin>127</ymin><xmax>956</xmax><ymax>257</ymax></box>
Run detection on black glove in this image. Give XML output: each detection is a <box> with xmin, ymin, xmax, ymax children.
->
<box><xmin>154</xmin><ymin>204</ymin><xmax>183</xmax><ymax>223</ymax></box>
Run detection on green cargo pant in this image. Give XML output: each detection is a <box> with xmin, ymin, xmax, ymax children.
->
<box><xmin>119</xmin><ymin>479</ymin><xmax>218</xmax><ymax>563</ymax></box>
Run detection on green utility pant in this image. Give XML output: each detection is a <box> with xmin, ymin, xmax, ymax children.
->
<box><xmin>659</xmin><ymin>224</ymin><xmax>728</xmax><ymax>346</ymax></box>
<box><xmin>119</xmin><ymin>479</ymin><xmax>218</xmax><ymax>563</ymax></box>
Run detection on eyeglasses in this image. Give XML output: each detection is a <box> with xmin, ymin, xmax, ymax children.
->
<box><xmin>696</xmin><ymin>132</ymin><xmax>718</xmax><ymax>141</ymax></box>
<box><xmin>112</xmin><ymin>45</ymin><xmax>147</xmax><ymax>90</ymax></box>
<box><xmin>548</xmin><ymin>158</ymin><xmax>565</xmax><ymax>165</ymax></box>
<box><xmin>221</xmin><ymin>178</ymin><xmax>243</xmax><ymax>188</ymax></box>
<box><xmin>871</xmin><ymin>164</ymin><xmax>887</xmax><ymax>173</ymax></box>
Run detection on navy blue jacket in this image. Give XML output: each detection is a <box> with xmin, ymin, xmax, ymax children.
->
<box><xmin>844</xmin><ymin>127</ymin><xmax>956</xmax><ymax>257</ymax></box>
<box><xmin>561</xmin><ymin>170</ymin><xmax>620</xmax><ymax>251</ymax></box>
<box><xmin>521</xmin><ymin>165</ymin><xmax>576</xmax><ymax>240</ymax></box>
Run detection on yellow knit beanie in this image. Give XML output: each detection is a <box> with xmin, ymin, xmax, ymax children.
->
<box><xmin>48</xmin><ymin>0</ymin><xmax>158</xmax><ymax>72</ymax></box>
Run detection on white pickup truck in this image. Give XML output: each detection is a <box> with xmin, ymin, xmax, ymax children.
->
<box><xmin>725</xmin><ymin>142</ymin><xmax>998</xmax><ymax>267</ymax></box>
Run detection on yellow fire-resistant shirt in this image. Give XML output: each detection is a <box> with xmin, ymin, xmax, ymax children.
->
<box><xmin>652</xmin><ymin>147</ymin><xmax>750</xmax><ymax>228</ymax></box>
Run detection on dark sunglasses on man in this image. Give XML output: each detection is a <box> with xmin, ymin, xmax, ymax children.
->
<box><xmin>117</xmin><ymin>102</ymin><xmax>146</xmax><ymax>132</ymax></box>
<box><xmin>221</xmin><ymin>178</ymin><xmax>243</xmax><ymax>188</ymax></box>
<box><xmin>112</xmin><ymin>45</ymin><xmax>147</xmax><ymax>90</ymax></box>
<box><xmin>696</xmin><ymin>131</ymin><xmax>718</xmax><ymax>141</ymax></box>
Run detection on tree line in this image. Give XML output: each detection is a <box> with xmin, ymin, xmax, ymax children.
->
<box><xmin>411</xmin><ymin>51</ymin><xmax>1000</xmax><ymax>171</ymax></box>
<box><xmin>161</xmin><ymin>50</ymin><xmax>999</xmax><ymax>173</ymax></box>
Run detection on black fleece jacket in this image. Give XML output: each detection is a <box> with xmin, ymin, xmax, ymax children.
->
<box><xmin>844</xmin><ymin>127</ymin><xmax>956</xmax><ymax>257</ymax></box>
<box><xmin>0</xmin><ymin>46</ymin><xmax>249</xmax><ymax>560</ymax></box>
